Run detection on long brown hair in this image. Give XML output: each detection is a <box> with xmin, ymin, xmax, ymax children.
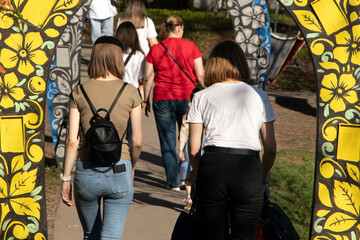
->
<box><xmin>88</xmin><ymin>38</ymin><xmax>124</xmax><ymax>79</ymax></box>
<box><xmin>204</xmin><ymin>41</ymin><xmax>250</xmax><ymax>87</ymax></box>
<box><xmin>120</xmin><ymin>0</ymin><xmax>147</xmax><ymax>29</ymax></box>
<box><xmin>115</xmin><ymin>21</ymin><xmax>144</xmax><ymax>54</ymax></box>
<box><xmin>159</xmin><ymin>15</ymin><xmax>184</xmax><ymax>39</ymax></box>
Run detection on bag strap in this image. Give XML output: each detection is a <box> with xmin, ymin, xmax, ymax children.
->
<box><xmin>160</xmin><ymin>42</ymin><xmax>197</xmax><ymax>87</ymax></box>
<box><xmin>124</xmin><ymin>49</ymin><xmax>135</xmax><ymax>66</ymax></box>
<box><xmin>80</xmin><ymin>82</ymin><xmax>128</xmax><ymax>119</ymax></box>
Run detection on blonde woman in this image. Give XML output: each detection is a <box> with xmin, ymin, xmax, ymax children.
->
<box><xmin>118</xmin><ymin>0</ymin><xmax>158</xmax><ymax>55</ymax></box>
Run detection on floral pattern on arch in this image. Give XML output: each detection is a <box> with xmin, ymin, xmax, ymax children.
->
<box><xmin>0</xmin><ymin>0</ymin><xmax>85</xmax><ymax>239</ymax></box>
<box><xmin>278</xmin><ymin>0</ymin><xmax>360</xmax><ymax>239</ymax></box>
<box><xmin>227</xmin><ymin>0</ymin><xmax>271</xmax><ymax>89</ymax></box>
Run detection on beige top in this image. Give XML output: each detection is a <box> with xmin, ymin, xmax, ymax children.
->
<box><xmin>179</xmin><ymin>114</ymin><xmax>189</xmax><ymax>144</ymax></box>
<box><xmin>69</xmin><ymin>79</ymin><xmax>142</xmax><ymax>160</ymax></box>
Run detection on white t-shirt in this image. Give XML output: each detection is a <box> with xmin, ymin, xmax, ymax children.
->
<box><xmin>89</xmin><ymin>0</ymin><xmax>117</xmax><ymax>20</ymax></box>
<box><xmin>123</xmin><ymin>50</ymin><xmax>145</xmax><ymax>88</ymax></box>
<box><xmin>187</xmin><ymin>82</ymin><xmax>275</xmax><ymax>151</ymax></box>
<box><xmin>117</xmin><ymin>17</ymin><xmax>158</xmax><ymax>55</ymax></box>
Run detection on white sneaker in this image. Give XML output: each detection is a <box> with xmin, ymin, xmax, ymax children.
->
<box><xmin>180</xmin><ymin>181</ymin><xmax>186</xmax><ymax>190</ymax></box>
<box><xmin>166</xmin><ymin>185</ymin><xmax>181</xmax><ymax>191</ymax></box>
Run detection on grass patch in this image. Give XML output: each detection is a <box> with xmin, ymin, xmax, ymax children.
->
<box><xmin>269</xmin><ymin>147</ymin><xmax>315</xmax><ymax>239</ymax></box>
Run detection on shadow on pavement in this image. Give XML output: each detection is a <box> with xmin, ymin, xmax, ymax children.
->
<box><xmin>133</xmin><ymin>191</ymin><xmax>183</xmax><ymax>212</ymax></box>
<box><xmin>135</xmin><ymin>169</ymin><xmax>167</xmax><ymax>189</ymax></box>
<box><xmin>140</xmin><ymin>151</ymin><xmax>164</xmax><ymax>168</ymax></box>
<box><xmin>269</xmin><ymin>94</ymin><xmax>316</xmax><ymax>117</ymax></box>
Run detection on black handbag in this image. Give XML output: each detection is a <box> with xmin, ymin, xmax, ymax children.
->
<box><xmin>261</xmin><ymin>199</ymin><xmax>300</xmax><ymax>240</ymax></box>
<box><xmin>171</xmin><ymin>211</ymin><xmax>195</xmax><ymax>240</ymax></box>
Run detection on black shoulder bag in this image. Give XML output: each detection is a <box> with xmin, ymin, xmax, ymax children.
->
<box><xmin>160</xmin><ymin>42</ymin><xmax>197</xmax><ymax>87</ymax></box>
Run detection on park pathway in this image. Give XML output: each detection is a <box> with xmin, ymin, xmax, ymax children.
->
<box><xmin>53</xmin><ymin>46</ymin><xmax>185</xmax><ymax>240</ymax></box>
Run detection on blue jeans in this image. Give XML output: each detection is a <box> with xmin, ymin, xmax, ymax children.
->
<box><xmin>74</xmin><ymin>159</ymin><xmax>133</xmax><ymax>240</ymax></box>
<box><xmin>179</xmin><ymin>135</ymin><xmax>205</xmax><ymax>181</ymax></box>
<box><xmin>89</xmin><ymin>17</ymin><xmax>114</xmax><ymax>45</ymax></box>
<box><xmin>153</xmin><ymin>100</ymin><xmax>189</xmax><ymax>187</ymax></box>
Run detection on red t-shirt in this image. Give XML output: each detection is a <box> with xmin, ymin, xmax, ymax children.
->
<box><xmin>145</xmin><ymin>38</ymin><xmax>202</xmax><ymax>100</ymax></box>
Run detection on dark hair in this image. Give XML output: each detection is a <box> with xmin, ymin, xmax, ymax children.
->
<box><xmin>88</xmin><ymin>36</ymin><xmax>124</xmax><ymax>79</ymax></box>
<box><xmin>204</xmin><ymin>41</ymin><xmax>250</xmax><ymax>87</ymax></box>
<box><xmin>115</xmin><ymin>21</ymin><xmax>144</xmax><ymax>54</ymax></box>
<box><xmin>159</xmin><ymin>15</ymin><xmax>184</xmax><ymax>39</ymax></box>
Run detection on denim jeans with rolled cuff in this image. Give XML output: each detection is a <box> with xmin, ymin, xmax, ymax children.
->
<box><xmin>153</xmin><ymin>99</ymin><xmax>189</xmax><ymax>188</ymax></box>
<box><xmin>74</xmin><ymin>159</ymin><xmax>133</xmax><ymax>240</ymax></box>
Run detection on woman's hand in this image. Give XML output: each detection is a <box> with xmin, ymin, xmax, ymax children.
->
<box><xmin>142</xmin><ymin>102</ymin><xmax>151</xmax><ymax>117</ymax></box>
<box><xmin>179</xmin><ymin>150</ymin><xmax>185</xmax><ymax>162</ymax></box>
<box><xmin>61</xmin><ymin>181</ymin><xmax>72</xmax><ymax>207</ymax></box>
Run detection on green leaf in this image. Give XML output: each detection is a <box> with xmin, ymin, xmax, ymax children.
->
<box><xmin>35</xmin><ymin>65</ymin><xmax>44</xmax><ymax>77</ymax></box>
<box><xmin>19</xmin><ymin>103</ymin><xmax>25</xmax><ymax>111</ymax></box>
<box><xmin>0</xmin><ymin>169</ymin><xmax>4</xmax><ymax>178</ymax></box>
<box><xmin>319</xmin><ymin>102</ymin><xmax>325</xmax><ymax>107</ymax></box>
<box><xmin>14</xmin><ymin>102</ymin><xmax>20</xmax><ymax>113</ymax></box>
<box><xmin>22</xmin><ymin>162</ymin><xmax>31</xmax><ymax>171</ymax></box>
<box><xmin>12</xmin><ymin>26</ymin><xmax>20</xmax><ymax>32</ymax></box>
<box><xmin>23</xmin><ymin>102</ymin><xmax>30</xmax><ymax>108</ymax></box>
<box><xmin>307</xmin><ymin>33</ymin><xmax>320</xmax><ymax>38</ymax></box>
<box><xmin>23</xmin><ymin>23</ymin><xmax>28</xmax><ymax>33</ymax></box>
<box><xmin>32</xmin><ymin>139</ymin><xmax>41</xmax><ymax>143</ymax></box>
<box><xmin>65</xmin><ymin>10</ymin><xmax>73</xmax><ymax>15</ymax></box>
<box><xmin>29</xmin><ymin>95</ymin><xmax>38</xmax><ymax>100</ymax></box>
<box><xmin>27</xmin><ymin>130</ymin><xmax>35</xmax><ymax>134</ymax></box>
<box><xmin>38</xmin><ymin>97</ymin><xmax>43</xmax><ymax>102</ymax></box>
<box><xmin>317</xmin><ymin>69</ymin><xmax>325</xmax><ymax>73</ymax></box>
<box><xmin>33</xmin><ymin>195</ymin><xmax>42</xmax><ymax>201</ymax></box>
<box><xmin>16</xmin><ymin>78</ymin><xmax>26</xmax><ymax>87</ymax></box>
<box><xmin>2</xmin><ymin>219</ymin><xmax>11</xmax><ymax>231</ymax></box>
<box><xmin>281</xmin><ymin>0</ymin><xmax>293</xmax><ymax>6</ymax></box>
<box><xmin>30</xmin><ymin>186</ymin><xmax>42</xmax><ymax>196</ymax></box>
<box><xmin>324</xmin><ymin>104</ymin><xmax>330</xmax><ymax>117</ymax></box>
<box><xmin>41</xmin><ymin>41</ymin><xmax>55</xmax><ymax>50</ymax></box>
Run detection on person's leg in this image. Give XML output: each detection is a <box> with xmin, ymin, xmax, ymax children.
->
<box><xmin>74</xmin><ymin>161</ymin><xmax>102</xmax><ymax>240</ymax></box>
<box><xmin>153</xmin><ymin>100</ymin><xmax>180</xmax><ymax>188</ymax></box>
<box><xmin>195</xmin><ymin>152</ymin><xmax>229</xmax><ymax>239</ymax></box>
<box><xmin>101</xmin><ymin>16</ymin><xmax>114</xmax><ymax>37</ymax></box>
<box><xmin>227</xmin><ymin>155</ymin><xmax>263</xmax><ymax>240</ymax></box>
<box><xmin>89</xmin><ymin>18</ymin><xmax>101</xmax><ymax>45</ymax></box>
<box><xmin>101</xmin><ymin>160</ymin><xmax>133</xmax><ymax>239</ymax></box>
<box><xmin>175</xmin><ymin>100</ymin><xmax>189</xmax><ymax>132</ymax></box>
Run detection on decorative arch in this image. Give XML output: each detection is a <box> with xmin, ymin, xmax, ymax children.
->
<box><xmin>0</xmin><ymin>0</ymin><xmax>86</xmax><ymax>238</ymax></box>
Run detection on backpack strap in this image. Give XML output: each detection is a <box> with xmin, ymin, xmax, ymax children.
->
<box><xmin>80</xmin><ymin>84</ymin><xmax>97</xmax><ymax>116</ymax></box>
<box><xmin>80</xmin><ymin>82</ymin><xmax>128</xmax><ymax>119</ymax></box>
<box><xmin>124</xmin><ymin>49</ymin><xmax>135</xmax><ymax>66</ymax></box>
<box><xmin>107</xmin><ymin>83</ymin><xmax>128</xmax><ymax>118</ymax></box>
<box><xmin>160</xmin><ymin>41</ymin><xmax>197</xmax><ymax>87</ymax></box>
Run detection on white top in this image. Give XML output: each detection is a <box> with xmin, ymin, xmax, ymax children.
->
<box><xmin>89</xmin><ymin>0</ymin><xmax>117</xmax><ymax>20</ymax></box>
<box><xmin>187</xmin><ymin>82</ymin><xmax>275</xmax><ymax>151</ymax></box>
<box><xmin>123</xmin><ymin>50</ymin><xmax>145</xmax><ymax>88</ymax></box>
<box><xmin>117</xmin><ymin>17</ymin><xmax>158</xmax><ymax>55</ymax></box>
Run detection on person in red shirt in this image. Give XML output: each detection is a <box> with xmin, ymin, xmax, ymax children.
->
<box><xmin>143</xmin><ymin>15</ymin><xmax>204</xmax><ymax>190</ymax></box>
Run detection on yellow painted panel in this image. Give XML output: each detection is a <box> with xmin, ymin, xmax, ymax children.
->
<box><xmin>337</xmin><ymin>124</ymin><xmax>360</xmax><ymax>162</ymax></box>
<box><xmin>311</xmin><ymin>0</ymin><xmax>349</xmax><ymax>35</ymax></box>
<box><xmin>0</xmin><ymin>117</ymin><xmax>24</xmax><ymax>153</ymax></box>
<box><xmin>21</xmin><ymin>0</ymin><xmax>57</xmax><ymax>27</ymax></box>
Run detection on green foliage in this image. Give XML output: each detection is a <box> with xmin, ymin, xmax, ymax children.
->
<box><xmin>269</xmin><ymin>145</ymin><xmax>315</xmax><ymax>239</ymax></box>
<box><xmin>147</xmin><ymin>8</ymin><xmax>233</xmax><ymax>45</ymax></box>
<box><xmin>268</xmin><ymin>9</ymin><xmax>296</xmax><ymax>26</ymax></box>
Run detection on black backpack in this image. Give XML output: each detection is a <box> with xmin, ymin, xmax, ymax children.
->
<box><xmin>80</xmin><ymin>83</ymin><xmax>128</xmax><ymax>167</ymax></box>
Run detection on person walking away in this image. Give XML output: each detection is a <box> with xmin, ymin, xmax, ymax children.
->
<box><xmin>114</xmin><ymin>21</ymin><xmax>145</xmax><ymax>91</ymax></box>
<box><xmin>143</xmin><ymin>15</ymin><xmax>204</xmax><ymax>191</ymax></box>
<box><xmin>61</xmin><ymin>36</ymin><xmax>143</xmax><ymax>239</ymax></box>
<box><xmin>118</xmin><ymin>0</ymin><xmax>158</xmax><ymax>97</ymax></box>
<box><xmin>188</xmin><ymin>41</ymin><xmax>276</xmax><ymax>240</ymax></box>
<box><xmin>88</xmin><ymin>0</ymin><xmax>117</xmax><ymax>44</ymax></box>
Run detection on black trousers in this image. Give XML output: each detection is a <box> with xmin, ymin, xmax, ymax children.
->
<box><xmin>194</xmin><ymin>150</ymin><xmax>263</xmax><ymax>240</ymax></box>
